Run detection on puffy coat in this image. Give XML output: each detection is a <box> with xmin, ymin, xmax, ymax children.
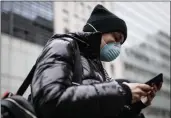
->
<box><xmin>31</xmin><ymin>32</ymin><xmax>146</xmax><ymax>118</ymax></box>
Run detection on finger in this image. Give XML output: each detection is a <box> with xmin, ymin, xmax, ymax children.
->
<box><xmin>149</xmin><ymin>90</ymin><xmax>156</xmax><ymax>98</ymax></box>
<box><xmin>151</xmin><ymin>90</ymin><xmax>156</xmax><ymax>97</ymax></box>
<box><xmin>147</xmin><ymin>90</ymin><xmax>152</xmax><ymax>95</ymax></box>
<box><xmin>147</xmin><ymin>95</ymin><xmax>152</xmax><ymax>105</ymax></box>
<box><xmin>134</xmin><ymin>94</ymin><xmax>141</xmax><ymax>101</ymax></box>
<box><xmin>151</xmin><ymin>87</ymin><xmax>154</xmax><ymax>91</ymax></box>
<box><xmin>149</xmin><ymin>93</ymin><xmax>154</xmax><ymax>101</ymax></box>
<box><xmin>152</xmin><ymin>85</ymin><xmax>158</xmax><ymax>92</ymax></box>
<box><xmin>141</xmin><ymin>96</ymin><xmax>146</xmax><ymax>99</ymax></box>
<box><xmin>138</xmin><ymin>88</ymin><xmax>148</xmax><ymax>96</ymax></box>
<box><xmin>139</xmin><ymin>84</ymin><xmax>152</xmax><ymax>91</ymax></box>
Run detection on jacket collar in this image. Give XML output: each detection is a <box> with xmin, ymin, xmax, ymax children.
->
<box><xmin>68</xmin><ymin>32</ymin><xmax>102</xmax><ymax>59</ymax></box>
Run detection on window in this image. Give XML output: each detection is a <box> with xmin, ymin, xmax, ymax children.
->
<box><xmin>125</xmin><ymin>49</ymin><xmax>150</xmax><ymax>63</ymax></box>
<box><xmin>80</xmin><ymin>2</ymin><xmax>85</xmax><ymax>13</ymax></box>
<box><xmin>80</xmin><ymin>2</ymin><xmax>84</xmax><ymax>6</ymax></box>
<box><xmin>74</xmin><ymin>14</ymin><xmax>79</xmax><ymax>19</ymax></box>
<box><xmin>1</xmin><ymin>1</ymin><xmax>11</xmax><ymax>12</ymax></box>
<box><xmin>158</xmin><ymin>89</ymin><xmax>170</xmax><ymax>99</ymax></box>
<box><xmin>82</xmin><ymin>18</ymin><xmax>86</xmax><ymax>23</ymax></box>
<box><xmin>62</xmin><ymin>2</ymin><xmax>68</xmax><ymax>7</ymax></box>
<box><xmin>158</xmin><ymin>31</ymin><xmax>170</xmax><ymax>41</ymax></box>
<box><xmin>62</xmin><ymin>8</ymin><xmax>69</xmax><ymax>14</ymax></box>
<box><xmin>160</xmin><ymin>52</ymin><xmax>170</xmax><ymax>61</ymax></box>
<box><xmin>87</xmin><ymin>5</ymin><xmax>91</xmax><ymax>11</ymax></box>
<box><xmin>13</xmin><ymin>2</ymin><xmax>22</xmax><ymax>14</ymax></box>
<box><xmin>74</xmin><ymin>2</ymin><xmax>80</xmax><ymax>13</ymax></box>
<box><xmin>125</xmin><ymin>47</ymin><xmax>169</xmax><ymax>69</ymax></box>
<box><xmin>63</xmin><ymin>17</ymin><xmax>69</xmax><ymax>23</ymax></box>
<box><xmin>1</xmin><ymin>12</ymin><xmax>10</xmax><ymax>34</ymax></box>
<box><xmin>1</xmin><ymin>1</ymin><xmax>54</xmax><ymax>46</ymax></box>
<box><xmin>145</xmin><ymin>107</ymin><xmax>170</xmax><ymax>117</ymax></box>
<box><xmin>124</xmin><ymin>62</ymin><xmax>156</xmax><ymax>78</ymax></box>
<box><xmin>157</xmin><ymin>38</ymin><xmax>170</xmax><ymax>50</ymax></box>
<box><xmin>64</xmin><ymin>28</ymin><xmax>69</xmax><ymax>33</ymax></box>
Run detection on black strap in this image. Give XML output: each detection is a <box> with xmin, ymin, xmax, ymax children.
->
<box><xmin>16</xmin><ymin>65</ymin><xmax>36</xmax><ymax>96</ymax></box>
<box><xmin>72</xmin><ymin>41</ymin><xmax>83</xmax><ymax>84</ymax></box>
<box><xmin>16</xmin><ymin>41</ymin><xmax>83</xmax><ymax>96</ymax></box>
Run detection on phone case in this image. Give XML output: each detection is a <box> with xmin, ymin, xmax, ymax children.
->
<box><xmin>145</xmin><ymin>73</ymin><xmax>163</xmax><ymax>87</ymax></box>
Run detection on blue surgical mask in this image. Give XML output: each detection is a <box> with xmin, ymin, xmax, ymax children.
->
<box><xmin>100</xmin><ymin>42</ymin><xmax>121</xmax><ymax>62</ymax></box>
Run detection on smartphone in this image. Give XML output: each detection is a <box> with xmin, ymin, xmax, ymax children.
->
<box><xmin>145</xmin><ymin>73</ymin><xmax>163</xmax><ymax>89</ymax></box>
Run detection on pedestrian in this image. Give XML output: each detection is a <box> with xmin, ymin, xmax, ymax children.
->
<box><xmin>31</xmin><ymin>4</ymin><xmax>159</xmax><ymax>118</ymax></box>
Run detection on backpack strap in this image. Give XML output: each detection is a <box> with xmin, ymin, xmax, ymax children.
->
<box><xmin>72</xmin><ymin>41</ymin><xmax>83</xmax><ymax>85</ymax></box>
<box><xmin>16</xmin><ymin>65</ymin><xmax>36</xmax><ymax>96</ymax></box>
<box><xmin>16</xmin><ymin>41</ymin><xmax>83</xmax><ymax>96</ymax></box>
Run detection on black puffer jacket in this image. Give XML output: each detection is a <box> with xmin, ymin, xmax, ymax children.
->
<box><xmin>31</xmin><ymin>32</ymin><xmax>146</xmax><ymax>118</ymax></box>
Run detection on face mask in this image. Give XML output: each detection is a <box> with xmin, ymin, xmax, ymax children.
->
<box><xmin>100</xmin><ymin>41</ymin><xmax>121</xmax><ymax>62</ymax></box>
<box><xmin>86</xmin><ymin>23</ymin><xmax>121</xmax><ymax>61</ymax></box>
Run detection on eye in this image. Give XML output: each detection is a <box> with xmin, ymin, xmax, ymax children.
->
<box><xmin>112</xmin><ymin>32</ymin><xmax>124</xmax><ymax>44</ymax></box>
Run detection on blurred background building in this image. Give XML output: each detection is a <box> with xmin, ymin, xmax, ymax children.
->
<box><xmin>1</xmin><ymin>1</ymin><xmax>170</xmax><ymax>118</ymax></box>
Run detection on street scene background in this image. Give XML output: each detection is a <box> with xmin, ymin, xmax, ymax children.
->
<box><xmin>1</xmin><ymin>2</ymin><xmax>170</xmax><ymax>118</ymax></box>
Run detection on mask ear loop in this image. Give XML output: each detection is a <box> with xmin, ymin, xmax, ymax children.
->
<box><xmin>87</xmin><ymin>23</ymin><xmax>98</xmax><ymax>32</ymax></box>
<box><xmin>86</xmin><ymin>23</ymin><xmax>108</xmax><ymax>48</ymax></box>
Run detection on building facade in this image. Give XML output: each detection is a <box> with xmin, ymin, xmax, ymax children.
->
<box><xmin>104</xmin><ymin>2</ymin><xmax>170</xmax><ymax>118</ymax></box>
<box><xmin>1</xmin><ymin>1</ymin><xmax>54</xmax><ymax>96</ymax></box>
<box><xmin>107</xmin><ymin>31</ymin><xmax>170</xmax><ymax>118</ymax></box>
<box><xmin>53</xmin><ymin>2</ymin><xmax>112</xmax><ymax>33</ymax></box>
<box><xmin>1</xmin><ymin>2</ymin><xmax>170</xmax><ymax>118</ymax></box>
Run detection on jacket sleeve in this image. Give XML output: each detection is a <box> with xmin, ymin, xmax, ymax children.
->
<box><xmin>116</xmin><ymin>102</ymin><xmax>146</xmax><ymax>118</ymax></box>
<box><xmin>31</xmin><ymin>38</ymin><xmax>132</xmax><ymax>118</ymax></box>
<box><xmin>115</xmin><ymin>79</ymin><xmax>147</xmax><ymax>118</ymax></box>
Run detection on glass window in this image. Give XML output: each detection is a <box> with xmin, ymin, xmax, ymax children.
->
<box><xmin>80</xmin><ymin>2</ymin><xmax>85</xmax><ymax>13</ymax></box>
<box><xmin>80</xmin><ymin>2</ymin><xmax>84</xmax><ymax>6</ymax></box>
<box><xmin>124</xmin><ymin>62</ymin><xmax>156</xmax><ymax>78</ymax></box>
<box><xmin>160</xmin><ymin>52</ymin><xmax>170</xmax><ymax>61</ymax></box>
<box><xmin>159</xmin><ymin>31</ymin><xmax>170</xmax><ymax>41</ymax></box>
<box><xmin>82</xmin><ymin>18</ymin><xmax>87</xmax><ymax>23</ymax></box>
<box><xmin>157</xmin><ymin>38</ymin><xmax>170</xmax><ymax>50</ymax></box>
<box><xmin>1</xmin><ymin>1</ymin><xmax>54</xmax><ymax>46</ymax></box>
<box><xmin>64</xmin><ymin>28</ymin><xmax>69</xmax><ymax>33</ymax></box>
<box><xmin>1</xmin><ymin>1</ymin><xmax>12</xmax><ymax>12</ymax></box>
<box><xmin>13</xmin><ymin>2</ymin><xmax>22</xmax><ymax>14</ymax></box>
<box><xmin>21</xmin><ymin>6</ymin><xmax>31</xmax><ymax>19</ymax></box>
<box><xmin>63</xmin><ymin>17</ymin><xmax>69</xmax><ymax>23</ymax></box>
<box><xmin>157</xmin><ymin>90</ymin><xmax>170</xmax><ymax>99</ymax></box>
<box><xmin>145</xmin><ymin>107</ymin><xmax>170</xmax><ymax>117</ymax></box>
<box><xmin>63</xmin><ymin>2</ymin><xmax>68</xmax><ymax>7</ymax></box>
<box><xmin>63</xmin><ymin>8</ymin><xmax>69</xmax><ymax>14</ymax></box>
<box><xmin>74</xmin><ymin>14</ymin><xmax>78</xmax><ymax>18</ymax></box>
<box><xmin>127</xmin><ymin>49</ymin><xmax>150</xmax><ymax>63</ymax></box>
<box><xmin>87</xmin><ymin>5</ymin><xmax>91</xmax><ymax>10</ymax></box>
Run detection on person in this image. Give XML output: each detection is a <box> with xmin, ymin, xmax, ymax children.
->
<box><xmin>30</xmin><ymin>4</ymin><xmax>159</xmax><ymax>118</ymax></box>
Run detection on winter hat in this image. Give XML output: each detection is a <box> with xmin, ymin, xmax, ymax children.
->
<box><xmin>83</xmin><ymin>4</ymin><xmax>127</xmax><ymax>44</ymax></box>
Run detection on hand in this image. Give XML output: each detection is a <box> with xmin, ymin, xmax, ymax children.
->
<box><xmin>141</xmin><ymin>84</ymin><xmax>159</xmax><ymax>106</ymax></box>
<box><xmin>123</xmin><ymin>82</ymin><xmax>152</xmax><ymax>104</ymax></box>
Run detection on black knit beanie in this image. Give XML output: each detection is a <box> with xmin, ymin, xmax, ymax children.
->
<box><xmin>83</xmin><ymin>4</ymin><xmax>127</xmax><ymax>44</ymax></box>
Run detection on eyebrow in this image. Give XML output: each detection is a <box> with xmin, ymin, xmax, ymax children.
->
<box><xmin>112</xmin><ymin>32</ymin><xmax>124</xmax><ymax>44</ymax></box>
